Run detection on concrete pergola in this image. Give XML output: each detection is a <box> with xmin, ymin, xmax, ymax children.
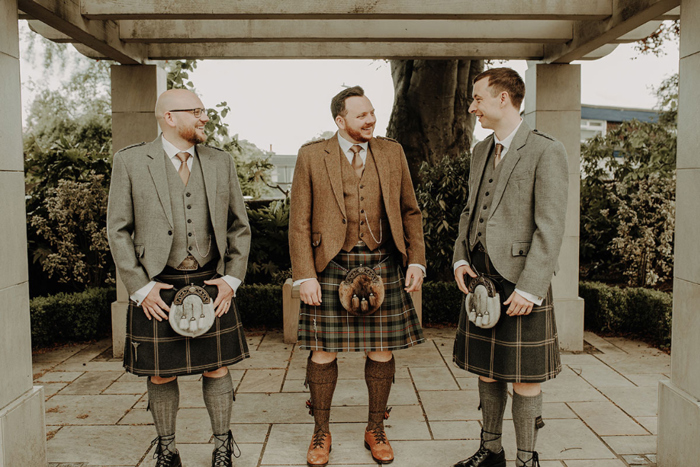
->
<box><xmin>0</xmin><ymin>0</ymin><xmax>695</xmax><ymax>464</ymax></box>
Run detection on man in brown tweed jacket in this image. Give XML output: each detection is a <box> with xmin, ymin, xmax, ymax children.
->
<box><xmin>452</xmin><ymin>68</ymin><xmax>568</xmax><ymax>467</ymax></box>
<box><xmin>289</xmin><ymin>86</ymin><xmax>426</xmax><ymax>466</ymax></box>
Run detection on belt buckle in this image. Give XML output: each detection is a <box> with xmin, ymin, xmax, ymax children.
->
<box><xmin>176</xmin><ymin>255</ymin><xmax>200</xmax><ymax>271</ymax></box>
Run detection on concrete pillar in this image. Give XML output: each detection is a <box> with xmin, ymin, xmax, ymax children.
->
<box><xmin>110</xmin><ymin>65</ymin><xmax>166</xmax><ymax>357</ymax></box>
<box><xmin>0</xmin><ymin>0</ymin><xmax>47</xmax><ymax>465</ymax></box>
<box><xmin>657</xmin><ymin>0</ymin><xmax>700</xmax><ymax>464</ymax></box>
<box><xmin>524</xmin><ymin>63</ymin><xmax>584</xmax><ymax>351</ymax></box>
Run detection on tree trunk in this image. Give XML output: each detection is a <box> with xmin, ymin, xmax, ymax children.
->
<box><xmin>387</xmin><ymin>59</ymin><xmax>483</xmax><ymax>183</ymax></box>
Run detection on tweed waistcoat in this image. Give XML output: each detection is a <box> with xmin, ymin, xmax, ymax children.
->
<box><xmin>340</xmin><ymin>148</ymin><xmax>388</xmax><ymax>251</ymax></box>
<box><xmin>469</xmin><ymin>147</ymin><xmax>504</xmax><ymax>251</ymax></box>
<box><xmin>165</xmin><ymin>152</ymin><xmax>217</xmax><ymax>267</ymax></box>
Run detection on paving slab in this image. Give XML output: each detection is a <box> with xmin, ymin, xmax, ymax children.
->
<box><xmin>47</xmin><ymin>425</ymin><xmax>154</xmax><ymax>465</ymax></box>
<box><xmin>37</xmin><ymin>371</ymin><xmax>85</xmax><ymax>384</ymax></box>
<box><xmin>45</xmin><ymin>394</ymin><xmax>141</xmax><ymax>425</ymax></box>
<box><xmin>568</xmin><ymin>401</ymin><xmax>648</xmax><ymax>436</ymax></box>
<box><xmin>410</xmin><ymin>365</ymin><xmax>460</xmax><ymax>390</ymax></box>
<box><xmin>596</xmin><ymin>386</ymin><xmax>659</xmax><ymax>417</ymax></box>
<box><xmin>601</xmin><ymin>435</ymin><xmax>657</xmax><ymax>455</ymax></box>
<box><xmin>58</xmin><ymin>371</ymin><xmax>123</xmax><ymax>395</ymax></box>
<box><xmin>634</xmin><ymin>416</ymin><xmax>658</xmax><ymax>435</ymax></box>
<box><xmin>177</xmin><ymin>442</ymin><xmax>263</xmax><ymax>467</ymax></box>
<box><xmin>237</xmin><ymin>369</ymin><xmax>286</xmax><ymax>393</ymax></box>
<box><xmin>567</xmin><ymin>363</ymin><xmax>635</xmax><ymax>388</ymax></box>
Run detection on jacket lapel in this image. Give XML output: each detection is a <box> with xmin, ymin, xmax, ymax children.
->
<box><xmin>324</xmin><ymin>136</ymin><xmax>346</xmax><ymax>218</ymax></box>
<box><xmin>368</xmin><ymin>138</ymin><xmax>392</xmax><ymax>211</ymax></box>
<box><xmin>197</xmin><ymin>145</ymin><xmax>218</xmax><ymax>230</ymax></box>
<box><xmin>470</xmin><ymin>134</ymin><xmax>493</xmax><ymax>216</ymax></box>
<box><xmin>489</xmin><ymin>122</ymin><xmax>530</xmax><ymax>216</ymax></box>
<box><xmin>146</xmin><ymin>136</ymin><xmax>174</xmax><ymax>228</ymax></box>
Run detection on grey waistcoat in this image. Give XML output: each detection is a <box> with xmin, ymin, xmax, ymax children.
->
<box><xmin>469</xmin><ymin>147</ymin><xmax>504</xmax><ymax>251</ymax></box>
<box><xmin>165</xmin><ymin>152</ymin><xmax>217</xmax><ymax>268</ymax></box>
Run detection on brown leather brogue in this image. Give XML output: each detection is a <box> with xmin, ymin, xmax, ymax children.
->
<box><xmin>307</xmin><ymin>430</ymin><xmax>332</xmax><ymax>466</ymax></box>
<box><xmin>364</xmin><ymin>428</ymin><xmax>394</xmax><ymax>464</ymax></box>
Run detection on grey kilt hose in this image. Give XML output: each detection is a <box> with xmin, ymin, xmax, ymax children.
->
<box><xmin>124</xmin><ymin>265</ymin><xmax>250</xmax><ymax>377</ymax></box>
<box><xmin>298</xmin><ymin>244</ymin><xmax>425</xmax><ymax>352</ymax></box>
<box><xmin>453</xmin><ymin>249</ymin><xmax>561</xmax><ymax>383</ymax></box>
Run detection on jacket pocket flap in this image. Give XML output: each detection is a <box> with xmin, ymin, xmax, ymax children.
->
<box><xmin>311</xmin><ymin>232</ymin><xmax>322</xmax><ymax>248</ymax></box>
<box><xmin>134</xmin><ymin>244</ymin><xmax>145</xmax><ymax>258</ymax></box>
<box><xmin>512</xmin><ymin>242</ymin><xmax>530</xmax><ymax>256</ymax></box>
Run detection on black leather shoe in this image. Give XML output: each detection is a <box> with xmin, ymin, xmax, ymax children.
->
<box><xmin>212</xmin><ymin>430</ymin><xmax>241</xmax><ymax>467</ymax></box>
<box><xmin>453</xmin><ymin>445</ymin><xmax>506</xmax><ymax>467</ymax></box>
<box><xmin>150</xmin><ymin>437</ymin><xmax>182</xmax><ymax>467</ymax></box>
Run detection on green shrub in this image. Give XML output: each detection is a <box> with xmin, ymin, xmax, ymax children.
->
<box><xmin>580</xmin><ymin>281</ymin><xmax>672</xmax><ymax>349</ymax></box>
<box><xmin>236</xmin><ymin>283</ymin><xmax>283</xmax><ymax>328</ymax></box>
<box><xmin>30</xmin><ymin>287</ymin><xmax>115</xmax><ymax>348</ymax></box>
<box><xmin>421</xmin><ymin>281</ymin><xmax>464</xmax><ymax>325</ymax></box>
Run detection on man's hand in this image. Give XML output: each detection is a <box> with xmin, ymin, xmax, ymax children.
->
<box><xmin>504</xmin><ymin>291</ymin><xmax>534</xmax><ymax>316</ymax></box>
<box><xmin>300</xmin><ymin>279</ymin><xmax>322</xmax><ymax>306</ymax></box>
<box><xmin>141</xmin><ymin>283</ymin><xmax>174</xmax><ymax>321</ymax></box>
<box><xmin>204</xmin><ymin>278</ymin><xmax>235</xmax><ymax>317</ymax></box>
<box><xmin>454</xmin><ymin>264</ymin><xmax>478</xmax><ymax>295</ymax></box>
<box><xmin>404</xmin><ymin>266</ymin><xmax>424</xmax><ymax>293</ymax></box>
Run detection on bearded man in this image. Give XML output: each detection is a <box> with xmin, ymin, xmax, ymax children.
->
<box><xmin>107</xmin><ymin>89</ymin><xmax>251</xmax><ymax>467</ymax></box>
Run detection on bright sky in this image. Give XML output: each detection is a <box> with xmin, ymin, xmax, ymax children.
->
<box><xmin>19</xmin><ymin>22</ymin><xmax>679</xmax><ymax>155</ymax></box>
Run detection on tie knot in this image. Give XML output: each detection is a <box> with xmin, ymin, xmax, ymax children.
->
<box><xmin>495</xmin><ymin>143</ymin><xmax>504</xmax><ymax>157</ymax></box>
<box><xmin>176</xmin><ymin>151</ymin><xmax>191</xmax><ymax>163</ymax></box>
<box><xmin>350</xmin><ymin>145</ymin><xmax>363</xmax><ymax>156</ymax></box>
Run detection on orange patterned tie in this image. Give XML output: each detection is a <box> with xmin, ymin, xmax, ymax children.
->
<box><xmin>176</xmin><ymin>152</ymin><xmax>191</xmax><ymax>185</ymax></box>
<box><xmin>494</xmin><ymin>143</ymin><xmax>504</xmax><ymax>168</ymax></box>
<box><xmin>350</xmin><ymin>145</ymin><xmax>364</xmax><ymax>178</ymax></box>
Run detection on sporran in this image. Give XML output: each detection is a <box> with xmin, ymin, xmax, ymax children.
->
<box><xmin>169</xmin><ymin>285</ymin><xmax>216</xmax><ymax>337</ymax></box>
<box><xmin>465</xmin><ymin>275</ymin><xmax>501</xmax><ymax>329</ymax></box>
<box><xmin>338</xmin><ymin>266</ymin><xmax>385</xmax><ymax>317</ymax></box>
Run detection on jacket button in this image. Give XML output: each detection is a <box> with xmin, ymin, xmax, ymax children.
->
<box><xmin>188</xmin><ymin>233</ymin><xmax>193</xmax><ymax>237</ymax></box>
<box><xmin>360</xmin><ymin>185</ymin><xmax>364</xmax><ymax>189</ymax></box>
<box><xmin>187</xmin><ymin>219</ymin><xmax>192</xmax><ymax>223</ymax></box>
<box><xmin>477</xmin><ymin>232</ymin><xmax>482</xmax><ymax>237</ymax></box>
<box><xmin>519</xmin><ymin>250</ymin><xmax>524</xmax><ymax>255</ymax></box>
<box><xmin>483</xmin><ymin>205</ymin><xmax>487</xmax><ymax>210</ymax></box>
<box><xmin>489</xmin><ymin>179</ymin><xmax>493</xmax><ymax>183</ymax></box>
<box><xmin>342</xmin><ymin>219</ymin><xmax>347</xmax><ymax>224</ymax></box>
<box><xmin>360</xmin><ymin>221</ymin><xmax>365</xmax><ymax>225</ymax></box>
<box><xmin>360</xmin><ymin>233</ymin><xmax>364</xmax><ymax>238</ymax></box>
<box><xmin>187</xmin><ymin>205</ymin><xmax>192</xmax><ymax>209</ymax></box>
<box><xmin>168</xmin><ymin>230</ymin><xmax>173</xmax><ymax>236</ymax></box>
<box><xmin>186</xmin><ymin>192</ymin><xmax>191</xmax><ymax>197</ymax></box>
<box><xmin>188</xmin><ymin>246</ymin><xmax>193</xmax><ymax>251</ymax></box>
<box><xmin>479</xmin><ymin>219</ymin><xmax>484</xmax><ymax>223</ymax></box>
<box><xmin>485</xmin><ymin>192</ymin><xmax>490</xmax><ymax>196</ymax></box>
<box><xmin>360</xmin><ymin>196</ymin><xmax>364</xmax><ymax>201</ymax></box>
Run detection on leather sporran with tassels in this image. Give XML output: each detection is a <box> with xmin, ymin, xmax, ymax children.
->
<box><xmin>465</xmin><ymin>275</ymin><xmax>501</xmax><ymax>329</ymax></box>
<box><xmin>169</xmin><ymin>285</ymin><xmax>216</xmax><ymax>337</ymax></box>
<box><xmin>338</xmin><ymin>266</ymin><xmax>385</xmax><ymax>316</ymax></box>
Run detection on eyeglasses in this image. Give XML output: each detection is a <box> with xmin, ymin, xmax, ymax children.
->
<box><xmin>168</xmin><ymin>108</ymin><xmax>208</xmax><ymax>118</ymax></box>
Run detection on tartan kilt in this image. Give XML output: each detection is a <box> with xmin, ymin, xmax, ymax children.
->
<box><xmin>124</xmin><ymin>266</ymin><xmax>249</xmax><ymax>377</ymax></box>
<box><xmin>298</xmin><ymin>244</ymin><xmax>425</xmax><ymax>352</ymax></box>
<box><xmin>453</xmin><ymin>249</ymin><xmax>561</xmax><ymax>383</ymax></box>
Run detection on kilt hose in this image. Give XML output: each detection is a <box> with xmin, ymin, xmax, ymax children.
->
<box><xmin>298</xmin><ymin>244</ymin><xmax>425</xmax><ymax>352</ymax></box>
<box><xmin>453</xmin><ymin>247</ymin><xmax>561</xmax><ymax>383</ymax></box>
<box><xmin>124</xmin><ymin>265</ymin><xmax>249</xmax><ymax>377</ymax></box>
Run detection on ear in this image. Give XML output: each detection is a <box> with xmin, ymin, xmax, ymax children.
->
<box><xmin>335</xmin><ymin>115</ymin><xmax>346</xmax><ymax>130</ymax></box>
<box><xmin>499</xmin><ymin>91</ymin><xmax>509</xmax><ymax>107</ymax></box>
<box><xmin>163</xmin><ymin>112</ymin><xmax>178</xmax><ymax>129</ymax></box>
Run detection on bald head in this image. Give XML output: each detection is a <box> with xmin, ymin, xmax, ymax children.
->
<box><xmin>155</xmin><ymin>89</ymin><xmax>204</xmax><ymax>121</ymax></box>
<box><xmin>155</xmin><ymin>89</ymin><xmax>209</xmax><ymax>148</ymax></box>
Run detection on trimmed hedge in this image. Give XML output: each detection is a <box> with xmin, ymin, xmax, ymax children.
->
<box><xmin>580</xmin><ymin>281</ymin><xmax>672</xmax><ymax>349</ymax></box>
<box><xmin>235</xmin><ymin>283</ymin><xmax>283</xmax><ymax>328</ymax></box>
<box><xmin>421</xmin><ymin>281</ymin><xmax>464</xmax><ymax>325</ymax></box>
<box><xmin>31</xmin><ymin>287</ymin><xmax>116</xmax><ymax>348</ymax></box>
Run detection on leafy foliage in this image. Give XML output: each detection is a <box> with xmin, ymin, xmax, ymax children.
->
<box><xmin>634</xmin><ymin>20</ymin><xmax>680</xmax><ymax>57</ymax></box>
<box><xmin>246</xmin><ymin>199</ymin><xmax>291</xmax><ymax>283</ymax></box>
<box><xmin>415</xmin><ymin>154</ymin><xmax>470</xmax><ymax>280</ymax></box>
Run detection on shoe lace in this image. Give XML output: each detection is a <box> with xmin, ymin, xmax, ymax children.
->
<box><xmin>312</xmin><ymin>430</ymin><xmax>329</xmax><ymax>449</ymax></box>
<box><xmin>369</xmin><ymin>427</ymin><xmax>388</xmax><ymax>445</ymax></box>
<box><xmin>517</xmin><ymin>450</ymin><xmax>540</xmax><ymax>467</ymax></box>
<box><xmin>150</xmin><ymin>436</ymin><xmax>177</xmax><ymax>467</ymax></box>
<box><xmin>212</xmin><ymin>430</ymin><xmax>241</xmax><ymax>466</ymax></box>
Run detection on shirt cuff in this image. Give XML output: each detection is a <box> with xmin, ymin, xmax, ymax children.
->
<box><xmin>292</xmin><ymin>278</ymin><xmax>315</xmax><ymax>287</ymax></box>
<box><xmin>221</xmin><ymin>275</ymin><xmax>242</xmax><ymax>294</ymax></box>
<box><xmin>130</xmin><ymin>281</ymin><xmax>156</xmax><ymax>306</ymax></box>
<box><xmin>408</xmin><ymin>263</ymin><xmax>426</xmax><ymax>278</ymax></box>
<box><xmin>515</xmin><ymin>288</ymin><xmax>543</xmax><ymax>306</ymax></box>
<box><xmin>453</xmin><ymin>260</ymin><xmax>469</xmax><ymax>271</ymax></box>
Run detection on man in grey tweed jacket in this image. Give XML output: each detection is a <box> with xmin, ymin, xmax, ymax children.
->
<box><xmin>452</xmin><ymin>68</ymin><xmax>568</xmax><ymax>467</ymax></box>
<box><xmin>107</xmin><ymin>89</ymin><xmax>250</xmax><ymax>467</ymax></box>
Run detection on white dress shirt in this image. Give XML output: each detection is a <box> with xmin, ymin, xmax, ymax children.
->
<box><xmin>129</xmin><ymin>135</ymin><xmax>242</xmax><ymax>305</ymax></box>
<box><xmin>293</xmin><ymin>133</ymin><xmax>426</xmax><ymax>287</ymax></box>
<box><xmin>453</xmin><ymin>120</ymin><xmax>543</xmax><ymax>305</ymax></box>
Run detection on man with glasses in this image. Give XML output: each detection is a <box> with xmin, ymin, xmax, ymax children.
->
<box><xmin>107</xmin><ymin>89</ymin><xmax>251</xmax><ymax>467</ymax></box>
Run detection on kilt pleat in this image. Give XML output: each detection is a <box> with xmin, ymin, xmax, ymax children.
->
<box><xmin>124</xmin><ymin>267</ymin><xmax>249</xmax><ymax>377</ymax></box>
<box><xmin>298</xmin><ymin>245</ymin><xmax>425</xmax><ymax>352</ymax></box>
<box><xmin>453</xmin><ymin>249</ymin><xmax>561</xmax><ymax>383</ymax></box>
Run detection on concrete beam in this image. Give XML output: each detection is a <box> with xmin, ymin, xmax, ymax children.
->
<box><xmin>146</xmin><ymin>41</ymin><xmax>545</xmax><ymax>60</ymax></box>
<box><xmin>119</xmin><ymin>19</ymin><xmax>574</xmax><ymax>43</ymax></box>
<box><xmin>544</xmin><ymin>0</ymin><xmax>680</xmax><ymax>63</ymax></box>
<box><xmin>83</xmin><ymin>0</ymin><xmax>612</xmax><ymax>20</ymax></box>
<box><xmin>18</xmin><ymin>0</ymin><xmax>145</xmax><ymax>64</ymax></box>
<box><xmin>27</xmin><ymin>19</ymin><xmax>73</xmax><ymax>42</ymax></box>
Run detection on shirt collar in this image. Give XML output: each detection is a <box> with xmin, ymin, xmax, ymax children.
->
<box><xmin>337</xmin><ymin>132</ymin><xmax>369</xmax><ymax>155</ymax></box>
<box><xmin>494</xmin><ymin>119</ymin><xmax>523</xmax><ymax>153</ymax></box>
<box><xmin>161</xmin><ymin>134</ymin><xmax>196</xmax><ymax>160</ymax></box>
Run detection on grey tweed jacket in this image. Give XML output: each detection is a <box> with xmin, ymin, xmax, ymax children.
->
<box><xmin>452</xmin><ymin>122</ymin><xmax>568</xmax><ymax>299</ymax></box>
<box><xmin>107</xmin><ymin>136</ymin><xmax>251</xmax><ymax>295</ymax></box>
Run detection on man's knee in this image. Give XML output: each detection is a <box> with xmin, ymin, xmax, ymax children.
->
<box><xmin>479</xmin><ymin>376</ymin><xmax>498</xmax><ymax>383</ymax></box>
<box><xmin>203</xmin><ymin>367</ymin><xmax>229</xmax><ymax>378</ymax></box>
<box><xmin>367</xmin><ymin>350</ymin><xmax>393</xmax><ymax>362</ymax></box>
<box><xmin>311</xmin><ymin>350</ymin><xmax>337</xmax><ymax>364</ymax></box>
<box><xmin>150</xmin><ymin>375</ymin><xmax>177</xmax><ymax>385</ymax></box>
<box><xmin>512</xmin><ymin>382</ymin><xmax>541</xmax><ymax>396</ymax></box>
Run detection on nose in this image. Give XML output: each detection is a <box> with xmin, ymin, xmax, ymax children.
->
<box><xmin>468</xmin><ymin>100</ymin><xmax>477</xmax><ymax>114</ymax></box>
<box><xmin>200</xmin><ymin>112</ymin><xmax>210</xmax><ymax>123</ymax></box>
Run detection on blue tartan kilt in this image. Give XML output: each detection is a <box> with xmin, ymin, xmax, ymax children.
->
<box><xmin>297</xmin><ymin>244</ymin><xmax>425</xmax><ymax>352</ymax></box>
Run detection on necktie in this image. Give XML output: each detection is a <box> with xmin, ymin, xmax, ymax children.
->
<box><xmin>176</xmin><ymin>152</ymin><xmax>191</xmax><ymax>185</ymax></box>
<box><xmin>350</xmin><ymin>145</ymin><xmax>364</xmax><ymax>178</ymax></box>
<box><xmin>494</xmin><ymin>143</ymin><xmax>504</xmax><ymax>168</ymax></box>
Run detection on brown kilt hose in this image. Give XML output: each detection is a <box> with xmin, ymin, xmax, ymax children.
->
<box><xmin>298</xmin><ymin>243</ymin><xmax>425</xmax><ymax>352</ymax></box>
<box><xmin>453</xmin><ymin>248</ymin><xmax>561</xmax><ymax>383</ymax></box>
<box><xmin>124</xmin><ymin>265</ymin><xmax>249</xmax><ymax>377</ymax></box>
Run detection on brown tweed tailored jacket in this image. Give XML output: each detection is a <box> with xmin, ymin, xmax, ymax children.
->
<box><xmin>452</xmin><ymin>122</ymin><xmax>568</xmax><ymax>299</ymax></box>
<box><xmin>289</xmin><ymin>134</ymin><xmax>426</xmax><ymax>281</ymax></box>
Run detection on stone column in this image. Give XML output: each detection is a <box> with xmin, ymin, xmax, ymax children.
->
<box><xmin>524</xmin><ymin>63</ymin><xmax>584</xmax><ymax>351</ymax></box>
<box><xmin>657</xmin><ymin>0</ymin><xmax>700</xmax><ymax>464</ymax></box>
<box><xmin>110</xmin><ymin>65</ymin><xmax>166</xmax><ymax>357</ymax></box>
<box><xmin>0</xmin><ymin>0</ymin><xmax>47</xmax><ymax>465</ymax></box>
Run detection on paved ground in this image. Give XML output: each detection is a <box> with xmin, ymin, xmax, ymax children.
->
<box><xmin>33</xmin><ymin>328</ymin><xmax>669</xmax><ymax>467</ymax></box>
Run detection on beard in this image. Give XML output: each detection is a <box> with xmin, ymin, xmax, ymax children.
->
<box><xmin>345</xmin><ymin>124</ymin><xmax>374</xmax><ymax>143</ymax></box>
<box><xmin>179</xmin><ymin>124</ymin><xmax>206</xmax><ymax>145</ymax></box>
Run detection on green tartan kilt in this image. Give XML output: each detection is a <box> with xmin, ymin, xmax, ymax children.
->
<box><xmin>453</xmin><ymin>250</ymin><xmax>561</xmax><ymax>383</ymax></box>
<box><xmin>123</xmin><ymin>266</ymin><xmax>250</xmax><ymax>377</ymax></box>
<box><xmin>297</xmin><ymin>244</ymin><xmax>425</xmax><ymax>352</ymax></box>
